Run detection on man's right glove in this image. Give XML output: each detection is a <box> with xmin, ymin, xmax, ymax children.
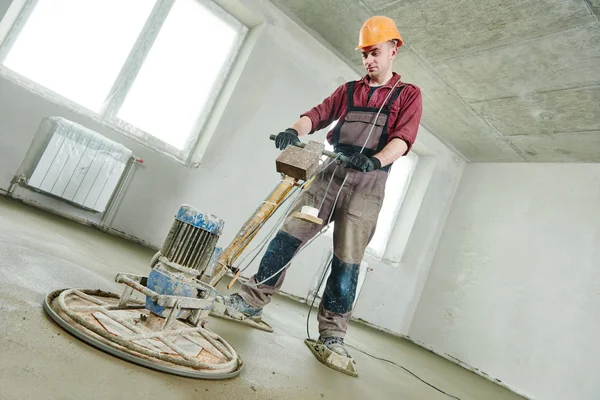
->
<box><xmin>346</xmin><ymin>152</ymin><xmax>381</xmax><ymax>172</ymax></box>
<box><xmin>275</xmin><ymin>128</ymin><xmax>301</xmax><ymax>150</ymax></box>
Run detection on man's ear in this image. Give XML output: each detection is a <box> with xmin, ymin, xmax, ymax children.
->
<box><xmin>390</xmin><ymin>42</ymin><xmax>398</xmax><ymax>59</ymax></box>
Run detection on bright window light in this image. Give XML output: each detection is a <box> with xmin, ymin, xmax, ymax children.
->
<box><xmin>117</xmin><ymin>0</ymin><xmax>238</xmax><ymax>150</ymax></box>
<box><xmin>0</xmin><ymin>0</ymin><xmax>246</xmax><ymax>159</ymax></box>
<box><xmin>3</xmin><ymin>0</ymin><xmax>155</xmax><ymax>111</ymax></box>
<box><xmin>368</xmin><ymin>152</ymin><xmax>417</xmax><ymax>257</ymax></box>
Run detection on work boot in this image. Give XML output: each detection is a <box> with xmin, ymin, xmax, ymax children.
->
<box><xmin>215</xmin><ymin>293</ymin><xmax>263</xmax><ymax>318</ymax></box>
<box><xmin>319</xmin><ymin>336</ymin><xmax>351</xmax><ymax>358</ymax></box>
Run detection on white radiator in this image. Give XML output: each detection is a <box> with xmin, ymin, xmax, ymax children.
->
<box><xmin>27</xmin><ymin>117</ymin><xmax>133</xmax><ymax>213</ymax></box>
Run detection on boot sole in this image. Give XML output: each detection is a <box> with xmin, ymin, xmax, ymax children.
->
<box><xmin>210</xmin><ymin>302</ymin><xmax>273</xmax><ymax>332</ymax></box>
<box><xmin>304</xmin><ymin>338</ymin><xmax>359</xmax><ymax>377</ymax></box>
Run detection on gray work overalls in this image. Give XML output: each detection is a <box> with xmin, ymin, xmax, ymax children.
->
<box><xmin>240</xmin><ymin>81</ymin><xmax>405</xmax><ymax>338</ymax></box>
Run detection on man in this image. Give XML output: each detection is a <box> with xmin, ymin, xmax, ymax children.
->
<box><xmin>218</xmin><ymin>16</ymin><xmax>422</xmax><ymax>368</ymax></box>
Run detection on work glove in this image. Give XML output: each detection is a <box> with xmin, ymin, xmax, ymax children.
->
<box><xmin>275</xmin><ymin>128</ymin><xmax>301</xmax><ymax>150</ymax></box>
<box><xmin>346</xmin><ymin>153</ymin><xmax>381</xmax><ymax>172</ymax></box>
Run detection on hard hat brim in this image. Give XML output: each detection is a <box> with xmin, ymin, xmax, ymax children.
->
<box><xmin>355</xmin><ymin>38</ymin><xmax>403</xmax><ymax>50</ymax></box>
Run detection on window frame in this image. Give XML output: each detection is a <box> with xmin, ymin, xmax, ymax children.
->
<box><xmin>364</xmin><ymin>151</ymin><xmax>419</xmax><ymax>259</ymax></box>
<box><xmin>0</xmin><ymin>0</ymin><xmax>248</xmax><ymax>164</ymax></box>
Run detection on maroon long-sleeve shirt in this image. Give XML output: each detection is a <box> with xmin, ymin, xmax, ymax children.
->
<box><xmin>301</xmin><ymin>72</ymin><xmax>422</xmax><ymax>155</ymax></box>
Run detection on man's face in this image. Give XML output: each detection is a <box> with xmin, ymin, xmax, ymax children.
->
<box><xmin>361</xmin><ymin>41</ymin><xmax>397</xmax><ymax>79</ymax></box>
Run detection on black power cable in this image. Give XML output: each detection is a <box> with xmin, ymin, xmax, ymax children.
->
<box><xmin>345</xmin><ymin>343</ymin><xmax>462</xmax><ymax>400</ymax></box>
<box><xmin>305</xmin><ymin>258</ymin><xmax>462</xmax><ymax>400</ymax></box>
<box><xmin>306</xmin><ymin>254</ymin><xmax>333</xmax><ymax>339</ymax></box>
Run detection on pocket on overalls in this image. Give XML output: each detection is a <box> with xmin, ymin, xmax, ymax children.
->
<box><xmin>346</xmin><ymin>191</ymin><xmax>383</xmax><ymax>221</ymax></box>
<box><xmin>341</xmin><ymin>112</ymin><xmax>387</xmax><ymax>150</ymax></box>
<box><xmin>345</xmin><ymin>170</ymin><xmax>387</xmax><ymax>221</ymax></box>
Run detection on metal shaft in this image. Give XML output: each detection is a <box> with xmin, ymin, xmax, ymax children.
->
<box><xmin>206</xmin><ymin>137</ymin><xmax>348</xmax><ymax>286</ymax></box>
<box><xmin>205</xmin><ymin>176</ymin><xmax>298</xmax><ymax>286</ymax></box>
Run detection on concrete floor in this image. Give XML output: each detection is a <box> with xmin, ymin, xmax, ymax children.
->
<box><xmin>0</xmin><ymin>195</ymin><xmax>525</xmax><ymax>400</ymax></box>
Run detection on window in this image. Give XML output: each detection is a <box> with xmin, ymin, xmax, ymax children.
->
<box><xmin>0</xmin><ymin>0</ymin><xmax>247</xmax><ymax>161</ymax></box>
<box><xmin>367</xmin><ymin>152</ymin><xmax>417</xmax><ymax>258</ymax></box>
<box><xmin>323</xmin><ymin>129</ymin><xmax>418</xmax><ymax>259</ymax></box>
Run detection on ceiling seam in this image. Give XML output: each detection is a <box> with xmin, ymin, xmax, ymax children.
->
<box><xmin>358</xmin><ymin>0</ymin><xmax>376</xmax><ymax>13</ymax></box>
<box><xmin>582</xmin><ymin>0</ymin><xmax>600</xmax><ymax>23</ymax></box>
<box><xmin>401</xmin><ymin>41</ymin><xmax>527</xmax><ymax>161</ymax></box>
<box><xmin>373</xmin><ymin>0</ymin><xmax>404</xmax><ymax>13</ymax></box>
<box><xmin>431</xmin><ymin>19</ymin><xmax>599</xmax><ymax>64</ymax></box>
<box><xmin>507</xmin><ymin>129</ymin><xmax>600</xmax><ymax>137</ymax></box>
<box><xmin>467</xmin><ymin>84</ymin><xmax>600</xmax><ymax>104</ymax></box>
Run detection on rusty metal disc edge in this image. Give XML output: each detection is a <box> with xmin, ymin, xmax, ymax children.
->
<box><xmin>43</xmin><ymin>289</ymin><xmax>244</xmax><ymax>380</ymax></box>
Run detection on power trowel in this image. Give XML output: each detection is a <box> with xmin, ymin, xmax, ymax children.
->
<box><xmin>43</xmin><ymin>136</ymin><xmax>354</xmax><ymax>379</ymax></box>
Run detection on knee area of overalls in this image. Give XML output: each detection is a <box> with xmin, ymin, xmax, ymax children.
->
<box><xmin>322</xmin><ymin>256</ymin><xmax>360</xmax><ymax>313</ymax></box>
<box><xmin>257</xmin><ymin>231</ymin><xmax>302</xmax><ymax>285</ymax></box>
<box><xmin>267</xmin><ymin>231</ymin><xmax>302</xmax><ymax>253</ymax></box>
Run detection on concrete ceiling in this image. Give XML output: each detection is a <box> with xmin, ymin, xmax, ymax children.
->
<box><xmin>271</xmin><ymin>0</ymin><xmax>600</xmax><ymax>162</ymax></box>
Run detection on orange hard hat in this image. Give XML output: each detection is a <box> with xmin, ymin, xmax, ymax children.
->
<box><xmin>356</xmin><ymin>16</ymin><xmax>403</xmax><ymax>50</ymax></box>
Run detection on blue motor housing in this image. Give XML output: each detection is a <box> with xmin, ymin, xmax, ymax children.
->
<box><xmin>161</xmin><ymin>205</ymin><xmax>224</xmax><ymax>275</ymax></box>
<box><xmin>175</xmin><ymin>205</ymin><xmax>224</xmax><ymax>236</ymax></box>
<box><xmin>145</xmin><ymin>264</ymin><xmax>206</xmax><ymax>317</ymax></box>
<box><xmin>145</xmin><ymin>205</ymin><xmax>224</xmax><ymax>318</ymax></box>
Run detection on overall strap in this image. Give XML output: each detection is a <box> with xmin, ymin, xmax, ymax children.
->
<box><xmin>332</xmin><ymin>81</ymin><xmax>356</xmax><ymax>147</ymax></box>
<box><xmin>382</xmin><ymin>84</ymin><xmax>405</xmax><ymax>113</ymax></box>
<box><xmin>346</xmin><ymin>81</ymin><xmax>356</xmax><ymax>109</ymax></box>
<box><xmin>376</xmin><ymin>85</ymin><xmax>407</xmax><ymax>157</ymax></box>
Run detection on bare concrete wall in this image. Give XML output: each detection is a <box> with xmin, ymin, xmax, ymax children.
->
<box><xmin>409</xmin><ymin>163</ymin><xmax>600</xmax><ymax>400</ymax></box>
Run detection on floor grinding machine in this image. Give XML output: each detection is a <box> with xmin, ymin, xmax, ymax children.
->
<box><xmin>44</xmin><ymin>136</ymin><xmax>349</xmax><ymax>379</ymax></box>
<box><xmin>44</xmin><ymin>206</ymin><xmax>243</xmax><ymax>379</ymax></box>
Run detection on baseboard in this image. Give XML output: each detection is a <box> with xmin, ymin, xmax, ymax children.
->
<box><xmin>272</xmin><ymin>286</ymin><xmax>534</xmax><ymax>400</ymax></box>
<box><xmin>397</xmin><ymin>336</ymin><xmax>535</xmax><ymax>399</ymax></box>
<box><xmin>0</xmin><ymin>190</ymin><xmax>160</xmax><ymax>251</ymax></box>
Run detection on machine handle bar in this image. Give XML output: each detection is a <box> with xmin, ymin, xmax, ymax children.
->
<box><xmin>269</xmin><ymin>134</ymin><xmax>349</xmax><ymax>163</ymax></box>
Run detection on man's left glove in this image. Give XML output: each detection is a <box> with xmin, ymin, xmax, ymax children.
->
<box><xmin>275</xmin><ymin>128</ymin><xmax>301</xmax><ymax>150</ymax></box>
<box><xmin>346</xmin><ymin>153</ymin><xmax>381</xmax><ymax>172</ymax></box>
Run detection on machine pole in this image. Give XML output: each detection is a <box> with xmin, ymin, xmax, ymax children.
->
<box><xmin>205</xmin><ymin>137</ymin><xmax>347</xmax><ymax>288</ymax></box>
<box><xmin>205</xmin><ymin>175</ymin><xmax>298</xmax><ymax>287</ymax></box>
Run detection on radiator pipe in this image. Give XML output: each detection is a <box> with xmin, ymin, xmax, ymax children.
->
<box><xmin>7</xmin><ymin>175</ymin><xmax>27</xmax><ymax>197</ymax></box>
<box><xmin>100</xmin><ymin>156</ymin><xmax>143</xmax><ymax>228</ymax></box>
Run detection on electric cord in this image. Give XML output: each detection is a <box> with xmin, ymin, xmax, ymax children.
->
<box><xmin>233</xmin><ymin>185</ymin><xmax>303</xmax><ymax>274</ymax></box>
<box><xmin>232</xmin><ymin>153</ymin><xmax>341</xmax><ymax>267</ymax></box>
<box><xmin>311</xmin><ymin>167</ymin><xmax>326</xmax><ymax>209</ymax></box>
<box><xmin>231</xmin><ymin>79</ymin><xmax>462</xmax><ymax>399</ymax></box>
<box><xmin>230</xmin><ymin>153</ymin><xmax>338</xmax><ymax>266</ymax></box>
<box><xmin>358</xmin><ymin>78</ymin><xmax>403</xmax><ymax>154</ymax></box>
<box><xmin>236</xmin><ymin>164</ymin><xmax>339</xmax><ymax>276</ymax></box>
<box><xmin>242</xmin><ymin>173</ymin><xmax>348</xmax><ymax>288</ymax></box>
<box><xmin>300</xmin><ymin>80</ymin><xmax>463</xmax><ymax>398</ymax></box>
<box><xmin>304</xmin><ymin>260</ymin><xmax>463</xmax><ymax>400</ymax></box>
<box><xmin>305</xmin><ymin>252</ymin><xmax>333</xmax><ymax>339</ymax></box>
<box><xmin>233</xmin><ymin>156</ymin><xmax>342</xmax><ymax>276</ymax></box>
<box><xmin>242</xmin><ymin>78</ymin><xmax>403</xmax><ymax>287</ymax></box>
<box><xmin>345</xmin><ymin>344</ymin><xmax>463</xmax><ymax>400</ymax></box>
<box><xmin>231</xmin><ymin>80</ymin><xmax>463</xmax><ymax>399</ymax></box>
<box><xmin>317</xmin><ymin>163</ymin><xmax>338</xmax><ymax>211</ymax></box>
